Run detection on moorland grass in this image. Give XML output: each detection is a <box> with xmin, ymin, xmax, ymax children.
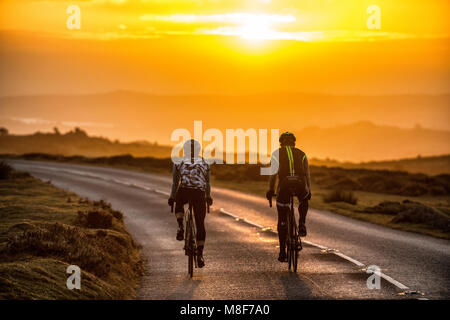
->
<box><xmin>0</xmin><ymin>162</ymin><xmax>144</xmax><ymax>299</ymax></box>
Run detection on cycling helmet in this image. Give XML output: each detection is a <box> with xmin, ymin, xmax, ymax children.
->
<box><xmin>183</xmin><ymin>139</ymin><xmax>201</xmax><ymax>162</ymax></box>
<box><xmin>279</xmin><ymin>132</ymin><xmax>296</xmax><ymax>144</ymax></box>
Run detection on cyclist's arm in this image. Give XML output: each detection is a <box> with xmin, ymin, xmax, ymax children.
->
<box><xmin>205</xmin><ymin>165</ymin><xmax>211</xmax><ymax>198</ymax></box>
<box><xmin>268</xmin><ymin>149</ymin><xmax>279</xmax><ymax>192</ymax></box>
<box><xmin>303</xmin><ymin>156</ymin><xmax>311</xmax><ymax>193</ymax></box>
<box><xmin>169</xmin><ymin>163</ymin><xmax>180</xmax><ymax>199</ymax></box>
<box><xmin>269</xmin><ymin>173</ymin><xmax>277</xmax><ymax>192</ymax></box>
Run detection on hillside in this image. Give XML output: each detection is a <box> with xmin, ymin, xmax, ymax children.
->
<box><xmin>0</xmin><ymin>127</ymin><xmax>172</xmax><ymax>158</ymax></box>
<box><xmin>293</xmin><ymin>121</ymin><xmax>450</xmax><ymax>163</ymax></box>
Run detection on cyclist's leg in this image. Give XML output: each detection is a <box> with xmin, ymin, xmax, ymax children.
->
<box><xmin>298</xmin><ymin>199</ymin><xmax>309</xmax><ymax>236</ymax></box>
<box><xmin>174</xmin><ymin>188</ymin><xmax>187</xmax><ymax>240</ymax></box>
<box><xmin>276</xmin><ymin>187</ymin><xmax>289</xmax><ymax>261</ymax></box>
<box><xmin>192</xmin><ymin>190</ymin><xmax>206</xmax><ymax>247</ymax></box>
<box><xmin>192</xmin><ymin>189</ymin><xmax>206</xmax><ymax>267</ymax></box>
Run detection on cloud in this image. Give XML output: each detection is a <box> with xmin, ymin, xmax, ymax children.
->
<box><xmin>201</xmin><ymin>28</ymin><xmax>429</xmax><ymax>42</ymax></box>
<box><xmin>140</xmin><ymin>12</ymin><xmax>295</xmax><ymax>24</ymax></box>
<box><xmin>139</xmin><ymin>12</ymin><xmax>448</xmax><ymax>42</ymax></box>
<box><xmin>6</xmin><ymin>117</ymin><xmax>114</xmax><ymax>128</ymax></box>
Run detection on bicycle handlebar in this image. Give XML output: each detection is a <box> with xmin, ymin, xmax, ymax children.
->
<box><xmin>269</xmin><ymin>194</ymin><xmax>277</xmax><ymax>208</ymax></box>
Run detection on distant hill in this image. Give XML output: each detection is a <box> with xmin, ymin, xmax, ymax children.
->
<box><xmin>0</xmin><ymin>125</ymin><xmax>449</xmax><ymax>175</ymax></box>
<box><xmin>0</xmin><ymin>91</ymin><xmax>449</xmax><ymax>162</ymax></box>
<box><xmin>292</xmin><ymin>121</ymin><xmax>450</xmax><ymax>162</ymax></box>
<box><xmin>309</xmin><ymin>154</ymin><xmax>450</xmax><ymax>176</ymax></box>
<box><xmin>0</xmin><ymin>128</ymin><xmax>172</xmax><ymax>158</ymax></box>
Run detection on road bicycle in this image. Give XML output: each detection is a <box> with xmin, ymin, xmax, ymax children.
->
<box><xmin>172</xmin><ymin>200</ymin><xmax>209</xmax><ymax>278</ymax></box>
<box><xmin>269</xmin><ymin>191</ymin><xmax>302</xmax><ymax>273</ymax></box>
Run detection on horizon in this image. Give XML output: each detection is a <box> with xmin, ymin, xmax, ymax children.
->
<box><xmin>4</xmin><ymin>118</ymin><xmax>450</xmax><ymax>141</ymax></box>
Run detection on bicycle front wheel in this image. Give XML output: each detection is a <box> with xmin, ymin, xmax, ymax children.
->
<box><xmin>188</xmin><ymin>252</ymin><xmax>194</xmax><ymax>278</ymax></box>
<box><xmin>185</xmin><ymin>218</ymin><xmax>194</xmax><ymax>278</ymax></box>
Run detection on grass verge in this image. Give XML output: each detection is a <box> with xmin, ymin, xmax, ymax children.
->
<box><xmin>0</xmin><ymin>162</ymin><xmax>144</xmax><ymax>299</ymax></box>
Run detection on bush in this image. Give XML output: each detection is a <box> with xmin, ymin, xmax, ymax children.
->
<box><xmin>391</xmin><ymin>205</ymin><xmax>450</xmax><ymax>232</ymax></box>
<box><xmin>363</xmin><ymin>201</ymin><xmax>405</xmax><ymax>215</ymax></box>
<box><xmin>324</xmin><ymin>190</ymin><xmax>358</xmax><ymax>205</ymax></box>
<box><xmin>0</xmin><ymin>161</ymin><xmax>12</xmax><ymax>180</ymax></box>
<box><xmin>77</xmin><ymin>210</ymin><xmax>113</xmax><ymax>229</ymax></box>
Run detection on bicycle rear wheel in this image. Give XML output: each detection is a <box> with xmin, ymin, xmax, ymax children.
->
<box><xmin>185</xmin><ymin>215</ymin><xmax>194</xmax><ymax>278</ymax></box>
<box><xmin>292</xmin><ymin>217</ymin><xmax>299</xmax><ymax>273</ymax></box>
<box><xmin>287</xmin><ymin>212</ymin><xmax>293</xmax><ymax>271</ymax></box>
<box><xmin>288</xmin><ymin>195</ymin><xmax>299</xmax><ymax>273</ymax></box>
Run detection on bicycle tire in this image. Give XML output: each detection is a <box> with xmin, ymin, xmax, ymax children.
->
<box><xmin>185</xmin><ymin>210</ymin><xmax>194</xmax><ymax>278</ymax></box>
<box><xmin>287</xmin><ymin>210</ymin><xmax>292</xmax><ymax>271</ymax></box>
<box><xmin>188</xmin><ymin>251</ymin><xmax>194</xmax><ymax>278</ymax></box>
<box><xmin>289</xmin><ymin>194</ymin><xmax>298</xmax><ymax>273</ymax></box>
<box><xmin>292</xmin><ymin>217</ymin><xmax>299</xmax><ymax>273</ymax></box>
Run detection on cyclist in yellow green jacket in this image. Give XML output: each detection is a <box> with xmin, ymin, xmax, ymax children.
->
<box><xmin>266</xmin><ymin>132</ymin><xmax>311</xmax><ymax>262</ymax></box>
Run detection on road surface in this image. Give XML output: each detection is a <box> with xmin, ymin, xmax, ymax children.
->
<box><xmin>8</xmin><ymin>160</ymin><xmax>450</xmax><ymax>299</ymax></box>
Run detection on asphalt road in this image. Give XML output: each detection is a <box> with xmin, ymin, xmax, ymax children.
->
<box><xmin>8</xmin><ymin>160</ymin><xmax>450</xmax><ymax>299</ymax></box>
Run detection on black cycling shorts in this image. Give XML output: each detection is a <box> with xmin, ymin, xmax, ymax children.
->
<box><xmin>276</xmin><ymin>176</ymin><xmax>308</xmax><ymax>206</ymax></box>
<box><xmin>174</xmin><ymin>187</ymin><xmax>207</xmax><ymax>245</ymax></box>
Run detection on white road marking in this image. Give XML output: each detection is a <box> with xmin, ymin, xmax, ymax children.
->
<box><xmin>302</xmin><ymin>240</ymin><xmax>328</xmax><ymax>251</ymax></box>
<box><xmin>378</xmin><ymin>273</ymin><xmax>409</xmax><ymax>290</ymax></box>
<box><xmin>333</xmin><ymin>252</ymin><xmax>366</xmax><ymax>268</ymax></box>
<box><xmin>219</xmin><ymin>208</ymin><xmax>265</xmax><ymax>229</ymax></box>
<box><xmin>154</xmin><ymin>189</ymin><xmax>171</xmax><ymax>196</ymax></box>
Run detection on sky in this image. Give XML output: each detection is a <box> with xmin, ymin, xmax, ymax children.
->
<box><xmin>0</xmin><ymin>0</ymin><xmax>448</xmax><ymax>96</ymax></box>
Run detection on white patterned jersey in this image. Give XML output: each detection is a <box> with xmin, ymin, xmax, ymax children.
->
<box><xmin>176</xmin><ymin>158</ymin><xmax>210</xmax><ymax>191</ymax></box>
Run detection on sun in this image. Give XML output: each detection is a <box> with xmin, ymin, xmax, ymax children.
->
<box><xmin>236</xmin><ymin>14</ymin><xmax>295</xmax><ymax>41</ymax></box>
<box><xmin>238</xmin><ymin>16</ymin><xmax>275</xmax><ymax>40</ymax></box>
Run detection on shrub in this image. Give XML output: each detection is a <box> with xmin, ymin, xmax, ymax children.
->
<box><xmin>391</xmin><ymin>205</ymin><xmax>450</xmax><ymax>232</ymax></box>
<box><xmin>93</xmin><ymin>199</ymin><xmax>111</xmax><ymax>210</ymax></box>
<box><xmin>86</xmin><ymin>210</ymin><xmax>113</xmax><ymax>229</ymax></box>
<box><xmin>0</xmin><ymin>161</ymin><xmax>12</xmax><ymax>180</ymax></box>
<box><xmin>324</xmin><ymin>190</ymin><xmax>358</xmax><ymax>205</ymax></box>
<box><xmin>77</xmin><ymin>210</ymin><xmax>113</xmax><ymax>229</ymax></box>
<box><xmin>110</xmin><ymin>209</ymin><xmax>123</xmax><ymax>221</ymax></box>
